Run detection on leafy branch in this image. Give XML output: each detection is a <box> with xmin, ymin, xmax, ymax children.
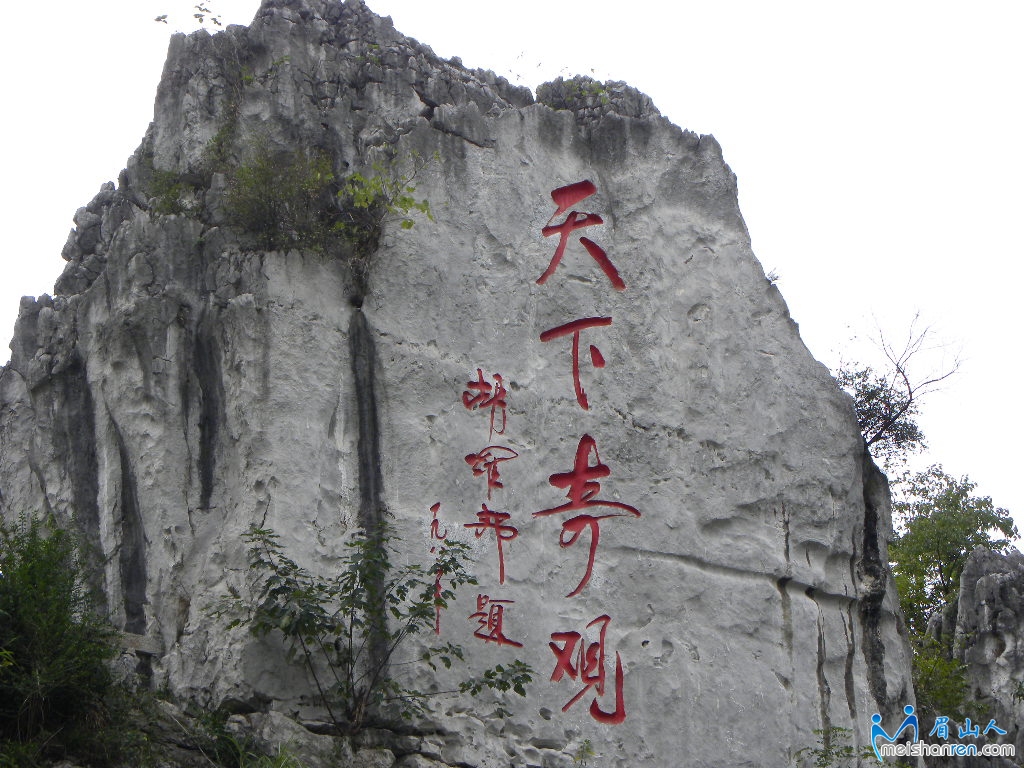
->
<box><xmin>334</xmin><ymin>151</ymin><xmax>434</xmax><ymax>257</ymax></box>
<box><xmin>835</xmin><ymin>318</ymin><xmax>958</xmax><ymax>468</ymax></box>
<box><xmin>214</xmin><ymin>521</ymin><xmax>532</xmax><ymax>735</ymax></box>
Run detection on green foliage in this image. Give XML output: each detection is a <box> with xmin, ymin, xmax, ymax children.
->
<box><xmin>834</xmin><ymin>323</ymin><xmax>956</xmax><ymax>469</ymax></box>
<box><xmin>0</xmin><ymin>514</ymin><xmax>133</xmax><ymax>765</ymax></box>
<box><xmin>835</xmin><ymin>364</ymin><xmax>925</xmax><ymax>467</ymax></box>
<box><xmin>149</xmin><ymin>168</ymin><xmax>202</xmax><ymax>216</ymax></box>
<box><xmin>538</xmin><ymin>76</ymin><xmax>611</xmax><ymax>110</ymax></box>
<box><xmin>217</xmin><ymin>140</ymin><xmax>434</xmax><ymax>294</ymax></box>
<box><xmin>793</xmin><ymin>727</ymin><xmax>872</xmax><ymax>768</ymax></box>
<box><xmin>204</xmin><ymin>116</ymin><xmax>239</xmax><ymax>172</ymax></box>
<box><xmin>456</xmin><ymin>659</ymin><xmax>533</xmax><ymax>698</ymax></box>
<box><xmin>334</xmin><ymin>152</ymin><xmax>435</xmax><ymax>263</ymax></box>
<box><xmin>572</xmin><ymin>738</ymin><xmax>596</xmax><ymax>766</ymax></box>
<box><xmin>890</xmin><ymin>464</ymin><xmax>1017</xmax><ymax>636</ymax></box>
<box><xmin>223</xmin><ymin>145</ymin><xmax>337</xmax><ymax>251</ymax></box>
<box><xmin>217</xmin><ymin>522</ymin><xmax>532</xmax><ymax>735</ymax></box>
<box><xmin>888</xmin><ymin>465</ymin><xmax>1015</xmax><ymax>720</ymax></box>
<box><xmin>911</xmin><ymin>635</ymin><xmax>973</xmax><ymax>721</ymax></box>
<box><xmin>180</xmin><ymin>707</ymin><xmax>307</xmax><ymax>768</ymax></box>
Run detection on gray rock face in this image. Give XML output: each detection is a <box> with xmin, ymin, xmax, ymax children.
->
<box><xmin>954</xmin><ymin>547</ymin><xmax>1024</xmax><ymax>761</ymax></box>
<box><xmin>0</xmin><ymin>0</ymin><xmax>915</xmax><ymax>765</ymax></box>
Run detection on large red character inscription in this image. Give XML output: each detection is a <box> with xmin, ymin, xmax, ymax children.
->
<box><xmin>534</xmin><ymin>434</ymin><xmax>640</xmax><ymax>597</ymax></box>
<box><xmin>464</xmin><ymin>504</ymin><xmax>519</xmax><ymax>584</ymax></box>
<box><xmin>540</xmin><ymin>317</ymin><xmax>611</xmax><ymax>410</ymax></box>
<box><xmin>537</xmin><ymin>180</ymin><xmax>625</xmax><ymax>291</ymax></box>
<box><xmin>462</xmin><ymin>369</ymin><xmax>508</xmax><ymax>438</ymax></box>
<box><xmin>465</xmin><ymin>445</ymin><xmax>519</xmax><ymax>499</ymax></box>
<box><xmin>469</xmin><ymin>594</ymin><xmax>523</xmax><ymax>648</ymax></box>
<box><xmin>549</xmin><ymin>614</ymin><xmax>626</xmax><ymax>724</ymax></box>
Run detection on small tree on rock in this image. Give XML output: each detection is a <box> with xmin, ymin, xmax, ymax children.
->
<box><xmin>834</xmin><ymin>321</ymin><xmax>957</xmax><ymax>469</ymax></box>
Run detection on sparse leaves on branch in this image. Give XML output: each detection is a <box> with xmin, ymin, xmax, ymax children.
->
<box><xmin>334</xmin><ymin>151</ymin><xmax>436</xmax><ymax>261</ymax></box>
<box><xmin>835</xmin><ymin>320</ymin><xmax>958</xmax><ymax>468</ymax></box>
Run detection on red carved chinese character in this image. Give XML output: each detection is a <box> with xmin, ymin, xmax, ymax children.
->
<box><xmin>540</xmin><ymin>317</ymin><xmax>611</xmax><ymax>410</ymax></box>
<box><xmin>429</xmin><ymin>502</ymin><xmax>448</xmax><ymax>552</ymax></box>
<box><xmin>549</xmin><ymin>614</ymin><xmax>626</xmax><ymax>724</ymax></box>
<box><xmin>464</xmin><ymin>504</ymin><xmax>519</xmax><ymax>584</ymax></box>
<box><xmin>462</xmin><ymin>369</ymin><xmax>508</xmax><ymax>438</ymax></box>
<box><xmin>465</xmin><ymin>445</ymin><xmax>519</xmax><ymax>499</ymax></box>
<box><xmin>429</xmin><ymin>503</ymin><xmax>448</xmax><ymax>634</ymax></box>
<box><xmin>538</xmin><ymin>181</ymin><xmax>625</xmax><ymax>291</ymax></box>
<box><xmin>549</xmin><ymin>180</ymin><xmax>598</xmax><ymax>220</ymax></box>
<box><xmin>534</xmin><ymin>434</ymin><xmax>640</xmax><ymax>597</ymax></box>
<box><xmin>469</xmin><ymin>594</ymin><xmax>523</xmax><ymax>648</ymax></box>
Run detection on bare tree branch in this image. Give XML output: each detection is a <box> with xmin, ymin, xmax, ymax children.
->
<box><xmin>835</xmin><ymin>316</ymin><xmax>959</xmax><ymax>467</ymax></box>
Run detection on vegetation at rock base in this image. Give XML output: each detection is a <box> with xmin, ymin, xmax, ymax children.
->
<box><xmin>0</xmin><ymin>514</ymin><xmax>146</xmax><ymax>767</ymax></box>
<box><xmin>572</xmin><ymin>737</ymin><xmax>596</xmax><ymax>766</ymax></box>
<box><xmin>215</xmin><ymin>522</ymin><xmax>533</xmax><ymax>736</ymax></box>
<box><xmin>910</xmin><ymin>634</ymin><xmax>973</xmax><ymax>722</ymax></box>
<box><xmin>171</xmin><ymin>706</ymin><xmax>308</xmax><ymax>768</ymax></box>
<box><xmin>792</xmin><ymin>726</ymin><xmax>873</xmax><ymax>767</ymax></box>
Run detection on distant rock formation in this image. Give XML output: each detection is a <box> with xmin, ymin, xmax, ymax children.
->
<box><xmin>950</xmin><ymin>547</ymin><xmax>1024</xmax><ymax>765</ymax></box>
<box><xmin>0</xmin><ymin>0</ymin><xmax>915</xmax><ymax>764</ymax></box>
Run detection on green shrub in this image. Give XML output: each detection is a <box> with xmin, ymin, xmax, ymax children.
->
<box><xmin>223</xmin><ymin>145</ymin><xmax>337</xmax><ymax>251</ymax></box>
<box><xmin>793</xmin><ymin>726</ymin><xmax>873</xmax><ymax>767</ymax></box>
<box><xmin>912</xmin><ymin>634</ymin><xmax>976</xmax><ymax>721</ymax></box>
<box><xmin>334</xmin><ymin>154</ymin><xmax>433</xmax><ymax>256</ymax></box>
<box><xmin>215</xmin><ymin>522</ymin><xmax>532</xmax><ymax>735</ymax></box>
<box><xmin>149</xmin><ymin>168</ymin><xmax>202</xmax><ymax>216</ymax></box>
<box><xmin>572</xmin><ymin>738</ymin><xmax>596</xmax><ymax>766</ymax></box>
<box><xmin>179</xmin><ymin>706</ymin><xmax>306</xmax><ymax>768</ymax></box>
<box><xmin>0</xmin><ymin>514</ymin><xmax>120</xmax><ymax>763</ymax></box>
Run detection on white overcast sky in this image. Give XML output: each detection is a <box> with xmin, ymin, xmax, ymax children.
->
<box><xmin>1</xmin><ymin>1</ymin><xmax>1021</xmax><ymax>522</ymax></box>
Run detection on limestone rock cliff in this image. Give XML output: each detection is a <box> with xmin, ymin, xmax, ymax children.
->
<box><xmin>0</xmin><ymin>1</ymin><xmax>914</xmax><ymax>765</ymax></box>
<box><xmin>950</xmin><ymin>548</ymin><xmax>1024</xmax><ymax>764</ymax></box>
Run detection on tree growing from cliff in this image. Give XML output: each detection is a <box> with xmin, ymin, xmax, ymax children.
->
<box><xmin>217</xmin><ymin>523</ymin><xmax>532</xmax><ymax>735</ymax></box>
<box><xmin>834</xmin><ymin>321</ymin><xmax>957</xmax><ymax>469</ymax></box>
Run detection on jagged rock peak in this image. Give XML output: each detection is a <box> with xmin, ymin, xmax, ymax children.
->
<box><xmin>537</xmin><ymin>75</ymin><xmax>661</xmax><ymax>123</ymax></box>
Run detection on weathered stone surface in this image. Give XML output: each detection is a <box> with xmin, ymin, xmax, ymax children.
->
<box><xmin>0</xmin><ymin>0</ymin><xmax>915</xmax><ymax>765</ymax></box>
<box><xmin>395</xmin><ymin>755</ymin><xmax>450</xmax><ymax>768</ymax></box>
<box><xmin>353</xmin><ymin>747</ymin><xmax>398</xmax><ymax>768</ymax></box>
<box><xmin>952</xmin><ymin>547</ymin><xmax>1024</xmax><ymax>765</ymax></box>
